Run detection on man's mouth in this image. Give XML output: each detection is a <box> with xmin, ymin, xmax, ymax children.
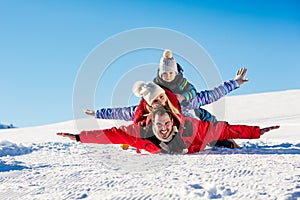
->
<box><xmin>160</xmin><ymin>130</ymin><xmax>168</xmax><ymax>138</ymax></box>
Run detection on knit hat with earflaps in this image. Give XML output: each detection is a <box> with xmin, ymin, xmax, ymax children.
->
<box><xmin>132</xmin><ymin>81</ymin><xmax>165</xmax><ymax>105</ymax></box>
<box><xmin>159</xmin><ymin>49</ymin><xmax>178</xmax><ymax>77</ymax></box>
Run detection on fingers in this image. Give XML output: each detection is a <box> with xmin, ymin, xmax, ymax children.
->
<box><xmin>237</xmin><ymin>67</ymin><xmax>247</xmax><ymax>77</ymax></box>
<box><xmin>260</xmin><ymin>125</ymin><xmax>280</xmax><ymax>135</ymax></box>
<box><xmin>242</xmin><ymin>78</ymin><xmax>250</xmax><ymax>83</ymax></box>
<box><xmin>56</xmin><ymin>132</ymin><xmax>77</xmax><ymax>140</ymax></box>
<box><xmin>236</xmin><ymin>68</ymin><xmax>242</xmax><ymax>75</ymax></box>
<box><xmin>56</xmin><ymin>132</ymin><xmax>70</xmax><ymax>136</ymax></box>
<box><xmin>84</xmin><ymin>109</ymin><xmax>95</xmax><ymax>116</ymax></box>
<box><xmin>235</xmin><ymin>67</ymin><xmax>249</xmax><ymax>86</ymax></box>
<box><xmin>269</xmin><ymin>125</ymin><xmax>280</xmax><ymax>130</ymax></box>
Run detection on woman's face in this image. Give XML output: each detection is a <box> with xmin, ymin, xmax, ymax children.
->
<box><xmin>151</xmin><ymin>93</ymin><xmax>167</xmax><ymax>107</ymax></box>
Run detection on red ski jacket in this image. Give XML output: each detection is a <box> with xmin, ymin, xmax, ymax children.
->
<box><xmin>79</xmin><ymin>116</ymin><xmax>260</xmax><ymax>154</ymax></box>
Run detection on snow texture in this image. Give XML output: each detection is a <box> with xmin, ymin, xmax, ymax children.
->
<box><xmin>0</xmin><ymin>90</ymin><xmax>300</xmax><ymax>200</ymax></box>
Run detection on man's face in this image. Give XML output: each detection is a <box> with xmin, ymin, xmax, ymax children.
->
<box><xmin>152</xmin><ymin>113</ymin><xmax>174</xmax><ymax>140</ymax></box>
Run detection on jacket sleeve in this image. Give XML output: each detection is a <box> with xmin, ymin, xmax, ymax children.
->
<box><xmin>179</xmin><ymin>79</ymin><xmax>197</xmax><ymax>102</ymax></box>
<box><xmin>79</xmin><ymin>124</ymin><xmax>161</xmax><ymax>153</ymax></box>
<box><xmin>95</xmin><ymin>105</ymin><xmax>137</xmax><ymax>121</ymax></box>
<box><xmin>180</xmin><ymin>117</ymin><xmax>260</xmax><ymax>154</ymax></box>
<box><xmin>133</xmin><ymin>99</ymin><xmax>149</xmax><ymax>125</ymax></box>
<box><xmin>198</xmin><ymin>120</ymin><xmax>261</xmax><ymax>145</ymax></box>
<box><xmin>184</xmin><ymin>79</ymin><xmax>239</xmax><ymax>110</ymax></box>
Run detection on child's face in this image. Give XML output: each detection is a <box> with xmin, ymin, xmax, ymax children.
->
<box><xmin>161</xmin><ymin>71</ymin><xmax>176</xmax><ymax>82</ymax></box>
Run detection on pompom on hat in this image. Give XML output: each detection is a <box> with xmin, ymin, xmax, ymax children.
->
<box><xmin>159</xmin><ymin>49</ymin><xmax>178</xmax><ymax>77</ymax></box>
<box><xmin>132</xmin><ymin>81</ymin><xmax>165</xmax><ymax>105</ymax></box>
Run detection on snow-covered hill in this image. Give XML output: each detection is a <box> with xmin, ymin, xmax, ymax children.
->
<box><xmin>0</xmin><ymin>90</ymin><xmax>299</xmax><ymax>199</ymax></box>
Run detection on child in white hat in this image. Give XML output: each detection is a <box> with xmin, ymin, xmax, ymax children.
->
<box><xmin>153</xmin><ymin>49</ymin><xmax>248</xmax><ymax>148</ymax></box>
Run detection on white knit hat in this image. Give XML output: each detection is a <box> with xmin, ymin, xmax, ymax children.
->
<box><xmin>132</xmin><ymin>81</ymin><xmax>165</xmax><ymax>105</ymax></box>
<box><xmin>159</xmin><ymin>49</ymin><xmax>178</xmax><ymax>77</ymax></box>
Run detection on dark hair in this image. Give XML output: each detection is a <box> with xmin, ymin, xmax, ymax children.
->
<box><xmin>151</xmin><ymin>105</ymin><xmax>173</xmax><ymax>122</ymax></box>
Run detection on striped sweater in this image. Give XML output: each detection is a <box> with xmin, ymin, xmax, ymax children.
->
<box><xmin>95</xmin><ymin>79</ymin><xmax>239</xmax><ymax>121</ymax></box>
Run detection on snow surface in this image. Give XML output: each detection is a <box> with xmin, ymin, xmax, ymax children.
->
<box><xmin>0</xmin><ymin>90</ymin><xmax>299</xmax><ymax>200</ymax></box>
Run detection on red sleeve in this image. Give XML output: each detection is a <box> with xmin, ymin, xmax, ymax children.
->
<box><xmin>163</xmin><ymin>87</ymin><xmax>181</xmax><ymax>113</ymax></box>
<box><xmin>133</xmin><ymin>99</ymin><xmax>150</xmax><ymax>125</ymax></box>
<box><xmin>79</xmin><ymin>124</ymin><xmax>161</xmax><ymax>153</ymax></box>
<box><xmin>197</xmin><ymin>120</ymin><xmax>261</xmax><ymax>144</ymax></box>
<box><xmin>180</xmin><ymin>117</ymin><xmax>261</xmax><ymax>153</ymax></box>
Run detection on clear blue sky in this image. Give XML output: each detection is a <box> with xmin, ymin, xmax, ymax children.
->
<box><xmin>0</xmin><ymin>0</ymin><xmax>299</xmax><ymax>127</ymax></box>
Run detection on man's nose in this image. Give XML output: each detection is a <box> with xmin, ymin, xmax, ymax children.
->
<box><xmin>161</xmin><ymin>124</ymin><xmax>167</xmax><ymax>130</ymax></box>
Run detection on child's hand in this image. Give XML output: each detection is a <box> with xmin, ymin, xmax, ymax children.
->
<box><xmin>175</xmin><ymin>94</ymin><xmax>186</xmax><ymax>103</ymax></box>
<box><xmin>235</xmin><ymin>67</ymin><xmax>249</xmax><ymax>86</ymax></box>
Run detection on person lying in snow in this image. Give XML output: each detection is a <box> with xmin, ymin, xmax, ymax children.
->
<box><xmin>57</xmin><ymin>105</ymin><xmax>279</xmax><ymax>154</ymax></box>
<box><xmin>85</xmin><ymin>50</ymin><xmax>248</xmax><ymax>149</ymax></box>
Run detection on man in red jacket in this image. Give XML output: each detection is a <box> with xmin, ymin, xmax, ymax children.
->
<box><xmin>57</xmin><ymin>106</ymin><xmax>279</xmax><ymax>154</ymax></box>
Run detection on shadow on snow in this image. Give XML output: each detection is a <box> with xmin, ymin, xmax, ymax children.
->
<box><xmin>198</xmin><ymin>142</ymin><xmax>300</xmax><ymax>155</ymax></box>
<box><xmin>0</xmin><ymin>160</ymin><xmax>29</xmax><ymax>172</ymax></box>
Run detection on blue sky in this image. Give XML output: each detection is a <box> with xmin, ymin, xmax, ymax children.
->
<box><xmin>0</xmin><ymin>0</ymin><xmax>299</xmax><ymax>127</ymax></box>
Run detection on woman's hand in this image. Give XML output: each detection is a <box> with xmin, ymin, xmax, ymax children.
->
<box><xmin>84</xmin><ymin>109</ymin><xmax>95</xmax><ymax>116</ymax></box>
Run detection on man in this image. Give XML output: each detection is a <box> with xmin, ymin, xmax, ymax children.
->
<box><xmin>57</xmin><ymin>106</ymin><xmax>279</xmax><ymax>154</ymax></box>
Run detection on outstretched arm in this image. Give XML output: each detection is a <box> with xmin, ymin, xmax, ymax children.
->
<box><xmin>84</xmin><ymin>105</ymin><xmax>138</xmax><ymax>121</ymax></box>
<box><xmin>57</xmin><ymin>125</ymin><xmax>161</xmax><ymax>153</ymax></box>
<box><xmin>183</xmin><ymin>79</ymin><xmax>239</xmax><ymax>110</ymax></box>
<box><xmin>201</xmin><ymin>121</ymin><xmax>280</xmax><ymax>144</ymax></box>
<box><xmin>183</xmin><ymin>68</ymin><xmax>249</xmax><ymax>110</ymax></box>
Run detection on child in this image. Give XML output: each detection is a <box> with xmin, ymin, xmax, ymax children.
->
<box><xmin>154</xmin><ymin>49</ymin><xmax>248</xmax><ymax>122</ymax></box>
<box><xmin>152</xmin><ymin>49</ymin><xmax>248</xmax><ymax>148</ymax></box>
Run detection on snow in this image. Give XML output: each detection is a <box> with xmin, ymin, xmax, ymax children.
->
<box><xmin>0</xmin><ymin>90</ymin><xmax>300</xmax><ymax>200</ymax></box>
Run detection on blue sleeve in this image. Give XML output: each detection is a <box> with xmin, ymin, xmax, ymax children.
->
<box><xmin>179</xmin><ymin>79</ymin><xmax>197</xmax><ymax>102</ymax></box>
<box><xmin>95</xmin><ymin>105</ymin><xmax>138</xmax><ymax>121</ymax></box>
<box><xmin>183</xmin><ymin>79</ymin><xmax>239</xmax><ymax>109</ymax></box>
